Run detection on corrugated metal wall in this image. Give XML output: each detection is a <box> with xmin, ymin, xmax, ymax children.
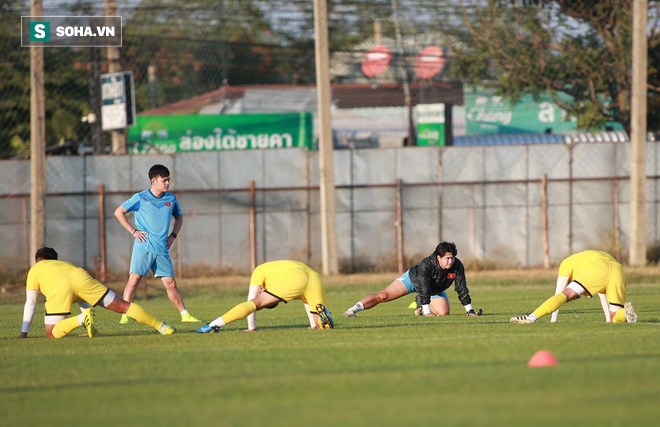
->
<box><xmin>1</xmin><ymin>142</ymin><xmax>658</xmax><ymax>276</ymax></box>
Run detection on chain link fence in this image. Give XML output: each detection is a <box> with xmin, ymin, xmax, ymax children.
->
<box><xmin>1</xmin><ymin>142</ymin><xmax>659</xmax><ymax>281</ymax></box>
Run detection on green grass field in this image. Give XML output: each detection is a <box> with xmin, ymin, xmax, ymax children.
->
<box><xmin>1</xmin><ymin>271</ymin><xmax>659</xmax><ymax>426</ymax></box>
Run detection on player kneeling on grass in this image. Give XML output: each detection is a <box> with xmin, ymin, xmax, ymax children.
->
<box><xmin>510</xmin><ymin>250</ymin><xmax>638</xmax><ymax>325</ymax></box>
<box><xmin>19</xmin><ymin>247</ymin><xmax>175</xmax><ymax>339</ymax></box>
<box><xmin>196</xmin><ymin>260</ymin><xmax>334</xmax><ymax>333</ymax></box>
<box><xmin>344</xmin><ymin>241</ymin><xmax>482</xmax><ymax>318</ymax></box>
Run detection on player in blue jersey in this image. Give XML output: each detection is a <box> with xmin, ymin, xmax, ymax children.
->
<box><xmin>114</xmin><ymin>164</ymin><xmax>200</xmax><ymax>324</ymax></box>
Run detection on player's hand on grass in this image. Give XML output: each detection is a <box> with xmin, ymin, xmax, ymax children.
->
<box><xmin>466</xmin><ymin>309</ymin><xmax>483</xmax><ymax>316</ymax></box>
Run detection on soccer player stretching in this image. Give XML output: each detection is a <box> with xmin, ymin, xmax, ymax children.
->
<box><xmin>114</xmin><ymin>164</ymin><xmax>199</xmax><ymax>324</ymax></box>
<box><xmin>344</xmin><ymin>242</ymin><xmax>482</xmax><ymax>318</ymax></box>
<box><xmin>20</xmin><ymin>247</ymin><xmax>174</xmax><ymax>338</ymax></box>
<box><xmin>511</xmin><ymin>250</ymin><xmax>638</xmax><ymax>324</ymax></box>
<box><xmin>196</xmin><ymin>260</ymin><xmax>334</xmax><ymax>333</ymax></box>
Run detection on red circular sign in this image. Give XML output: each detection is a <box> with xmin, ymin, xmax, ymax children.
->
<box><xmin>414</xmin><ymin>46</ymin><xmax>445</xmax><ymax>80</ymax></box>
<box><xmin>361</xmin><ymin>45</ymin><xmax>392</xmax><ymax>78</ymax></box>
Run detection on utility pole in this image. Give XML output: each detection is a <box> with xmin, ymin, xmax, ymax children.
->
<box><xmin>148</xmin><ymin>65</ymin><xmax>158</xmax><ymax>109</ymax></box>
<box><xmin>374</xmin><ymin>18</ymin><xmax>382</xmax><ymax>45</ymax></box>
<box><xmin>314</xmin><ymin>0</ymin><xmax>339</xmax><ymax>275</ymax></box>
<box><xmin>391</xmin><ymin>0</ymin><xmax>415</xmax><ymax>146</ymax></box>
<box><xmin>106</xmin><ymin>0</ymin><xmax>126</xmax><ymax>154</ymax></box>
<box><xmin>630</xmin><ymin>0</ymin><xmax>648</xmax><ymax>266</ymax></box>
<box><xmin>30</xmin><ymin>0</ymin><xmax>46</xmax><ymax>263</ymax></box>
<box><xmin>89</xmin><ymin>47</ymin><xmax>103</xmax><ymax>153</ymax></box>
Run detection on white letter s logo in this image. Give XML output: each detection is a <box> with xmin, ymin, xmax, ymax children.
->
<box><xmin>34</xmin><ymin>24</ymin><xmax>46</xmax><ymax>39</ymax></box>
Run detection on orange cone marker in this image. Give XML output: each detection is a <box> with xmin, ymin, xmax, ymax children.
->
<box><xmin>528</xmin><ymin>350</ymin><xmax>558</xmax><ymax>367</ymax></box>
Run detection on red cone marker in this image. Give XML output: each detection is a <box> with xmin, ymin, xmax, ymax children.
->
<box><xmin>528</xmin><ymin>350</ymin><xmax>558</xmax><ymax>367</ymax></box>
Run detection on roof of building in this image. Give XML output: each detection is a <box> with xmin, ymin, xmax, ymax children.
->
<box><xmin>139</xmin><ymin>82</ymin><xmax>464</xmax><ymax>116</ymax></box>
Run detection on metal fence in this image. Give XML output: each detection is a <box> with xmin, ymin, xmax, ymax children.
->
<box><xmin>1</xmin><ymin>142</ymin><xmax>659</xmax><ymax>280</ymax></box>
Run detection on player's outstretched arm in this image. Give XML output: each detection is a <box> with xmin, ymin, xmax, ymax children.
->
<box><xmin>20</xmin><ymin>289</ymin><xmax>38</xmax><ymax>338</ymax></box>
<box><xmin>245</xmin><ymin>285</ymin><xmax>260</xmax><ymax>331</ymax></box>
<box><xmin>303</xmin><ymin>303</ymin><xmax>317</xmax><ymax>328</ymax></box>
<box><xmin>598</xmin><ymin>293</ymin><xmax>611</xmax><ymax>323</ymax></box>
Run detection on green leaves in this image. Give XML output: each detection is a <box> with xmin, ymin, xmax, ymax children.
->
<box><xmin>450</xmin><ymin>0</ymin><xmax>655</xmax><ymax>132</ymax></box>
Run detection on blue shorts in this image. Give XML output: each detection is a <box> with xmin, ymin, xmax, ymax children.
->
<box><xmin>130</xmin><ymin>246</ymin><xmax>174</xmax><ymax>278</ymax></box>
<box><xmin>397</xmin><ymin>270</ymin><xmax>448</xmax><ymax>299</ymax></box>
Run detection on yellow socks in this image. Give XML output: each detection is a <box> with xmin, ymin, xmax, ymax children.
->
<box><xmin>126</xmin><ymin>303</ymin><xmax>163</xmax><ymax>330</ymax></box>
<box><xmin>52</xmin><ymin>316</ymin><xmax>83</xmax><ymax>338</ymax></box>
<box><xmin>221</xmin><ymin>301</ymin><xmax>257</xmax><ymax>325</ymax></box>
<box><xmin>613</xmin><ymin>308</ymin><xmax>627</xmax><ymax>323</ymax></box>
<box><xmin>532</xmin><ymin>293</ymin><xmax>569</xmax><ymax>320</ymax></box>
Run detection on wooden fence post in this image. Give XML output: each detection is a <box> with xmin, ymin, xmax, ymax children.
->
<box><xmin>98</xmin><ymin>184</ymin><xmax>107</xmax><ymax>282</ymax></box>
<box><xmin>249</xmin><ymin>180</ymin><xmax>257</xmax><ymax>270</ymax></box>
<box><xmin>395</xmin><ymin>179</ymin><xmax>404</xmax><ymax>273</ymax></box>
<box><xmin>541</xmin><ymin>174</ymin><xmax>550</xmax><ymax>268</ymax></box>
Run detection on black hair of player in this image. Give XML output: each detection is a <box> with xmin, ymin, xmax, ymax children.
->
<box><xmin>148</xmin><ymin>164</ymin><xmax>170</xmax><ymax>181</ymax></box>
<box><xmin>35</xmin><ymin>247</ymin><xmax>58</xmax><ymax>261</ymax></box>
<box><xmin>434</xmin><ymin>241</ymin><xmax>457</xmax><ymax>257</ymax></box>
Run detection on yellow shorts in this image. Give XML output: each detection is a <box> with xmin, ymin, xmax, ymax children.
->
<box><xmin>265</xmin><ymin>270</ymin><xmax>328</xmax><ymax>312</ymax></box>
<box><xmin>44</xmin><ymin>268</ymin><xmax>109</xmax><ymax>315</ymax></box>
<box><xmin>573</xmin><ymin>261</ymin><xmax>626</xmax><ymax>307</ymax></box>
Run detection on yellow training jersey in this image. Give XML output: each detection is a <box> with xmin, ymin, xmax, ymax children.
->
<box><xmin>26</xmin><ymin>260</ymin><xmax>109</xmax><ymax>314</ymax></box>
<box><xmin>558</xmin><ymin>250</ymin><xmax>618</xmax><ymax>279</ymax></box>
<box><xmin>557</xmin><ymin>250</ymin><xmax>626</xmax><ymax>304</ymax></box>
<box><xmin>250</xmin><ymin>260</ymin><xmax>328</xmax><ymax>308</ymax></box>
<box><xmin>26</xmin><ymin>260</ymin><xmax>80</xmax><ymax>297</ymax></box>
<box><xmin>250</xmin><ymin>260</ymin><xmax>317</xmax><ymax>288</ymax></box>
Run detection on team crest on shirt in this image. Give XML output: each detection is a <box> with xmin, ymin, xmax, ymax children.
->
<box><xmin>447</xmin><ymin>273</ymin><xmax>456</xmax><ymax>279</ymax></box>
<box><xmin>166</xmin><ymin>202</ymin><xmax>171</xmax><ymax>206</ymax></box>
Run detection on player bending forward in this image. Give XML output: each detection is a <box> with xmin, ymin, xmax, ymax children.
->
<box><xmin>344</xmin><ymin>241</ymin><xmax>482</xmax><ymax>318</ymax></box>
<box><xmin>196</xmin><ymin>260</ymin><xmax>334</xmax><ymax>333</ymax></box>
<box><xmin>511</xmin><ymin>250</ymin><xmax>638</xmax><ymax>324</ymax></box>
<box><xmin>20</xmin><ymin>247</ymin><xmax>175</xmax><ymax>338</ymax></box>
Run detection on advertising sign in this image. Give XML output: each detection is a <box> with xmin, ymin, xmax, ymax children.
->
<box><xmin>414</xmin><ymin>46</ymin><xmax>445</xmax><ymax>80</ymax></box>
<box><xmin>416</xmin><ymin>103</ymin><xmax>445</xmax><ymax>146</ymax></box>
<box><xmin>101</xmin><ymin>71</ymin><xmax>136</xmax><ymax>131</ymax></box>
<box><xmin>361</xmin><ymin>45</ymin><xmax>392</xmax><ymax>78</ymax></box>
<box><xmin>465</xmin><ymin>87</ymin><xmax>578</xmax><ymax>134</ymax></box>
<box><xmin>127</xmin><ymin>113</ymin><xmax>313</xmax><ymax>154</ymax></box>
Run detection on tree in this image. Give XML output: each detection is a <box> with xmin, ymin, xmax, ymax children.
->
<box><xmin>0</xmin><ymin>0</ymin><xmax>94</xmax><ymax>159</ymax></box>
<box><xmin>121</xmin><ymin>0</ymin><xmax>294</xmax><ymax>110</ymax></box>
<box><xmin>450</xmin><ymin>0</ymin><xmax>660</xmax><ymax>133</ymax></box>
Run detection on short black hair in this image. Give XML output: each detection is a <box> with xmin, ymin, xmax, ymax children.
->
<box><xmin>35</xmin><ymin>247</ymin><xmax>58</xmax><ymax>261</ymax></box>
<box><xmin>148</xmin><ymin>164</ymin><xmax>170</xmax><ymax>181</ymax></box>
<box><xmin>434</xmin><ymin>241</ymin><xmax>457</xmax><ymax>257</ymax></box>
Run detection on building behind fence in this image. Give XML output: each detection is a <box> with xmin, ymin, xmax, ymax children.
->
<box><xmin>1</xmin><ymin>141</ymin><xmax>659</xmax><ymax>279</ymax></box>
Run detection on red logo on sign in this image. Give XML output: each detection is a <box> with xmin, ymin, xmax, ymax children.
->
<box><xmin>447</xmin><ymin>273</ymin><xmax>456</xmax><ymax>279</ymax></box>
<box><xmin>361</xmin><ymin>45</ymin><xmax>392</xmax><ymax>78</ymax></box>
<box><xmin>414</xmin><ymin>46</ymin><xmax>445</xmax><ymax>80</ymax></box>
<box><xmin>166</xmin><ymin>202</ymin><xmax>171</xmax><ymax>206</ymax></box>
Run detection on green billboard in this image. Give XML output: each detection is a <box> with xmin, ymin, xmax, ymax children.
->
<box><xmin>465</xmin><ymin>87</ymin><xmax>578</xmax><ymax>134</ymax></box>
<box><xmin>127</xmin><ymin>112</ymin><xmax>313</xmax><ymax>154</ymax></box>
<box><xmin>416</xmin><ymin>103</ymin><xmax>445</xmax><ymax>146</ymax></box>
